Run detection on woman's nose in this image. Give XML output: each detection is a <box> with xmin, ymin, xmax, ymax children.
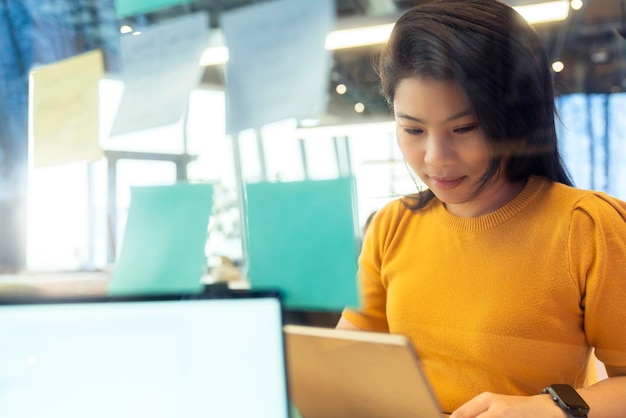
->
<box><xmin>424</xmin><ymin>133</ymin><xmax>455</xmax><ymax>166</ymax></box>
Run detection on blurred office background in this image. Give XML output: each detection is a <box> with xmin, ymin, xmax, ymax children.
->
<box><xmin>1</xmin><ymin>0</ymin><xmax>625</xmax><ymax>278</ymax></box>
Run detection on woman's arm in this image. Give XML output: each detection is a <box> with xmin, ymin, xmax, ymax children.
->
<box><xmin>450</xmin><ymin>375</ymin><xmax>626</xmax><ymax>418</ymax></box>
<box><xmin>578</xmin><ymin>372</ymin><xmax>626</xmax><ymax>418</ymax></box>
<box><xmin>335</xmin><ymin>316</ymin><xmax>362</xmax><ymax>330</ymax></box>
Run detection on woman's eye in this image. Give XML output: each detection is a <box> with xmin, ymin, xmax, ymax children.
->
<box><xmin>403</xmin><ymin>127</ymin><xmax>424</xmax><ymax>135</ymax></box>
<box><xmin>454</xmin><ymin>124</ymin><xmax>478</xmax><ymax>134</ymax></box>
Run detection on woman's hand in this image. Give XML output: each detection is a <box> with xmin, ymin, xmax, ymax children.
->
<box><xmin>449</xmin><ymin>392</ymin><xmax>566</xmax><ymax>418</ymax></box>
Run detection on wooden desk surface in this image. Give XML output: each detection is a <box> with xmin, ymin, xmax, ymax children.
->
<box><xmin>0</xmin><ymin>271</ymin><xmax>110</xmax><ymax>298</ymax></box>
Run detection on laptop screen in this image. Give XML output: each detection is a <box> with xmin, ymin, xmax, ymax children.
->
<box><xmin>0</xmin><ymin>293</ymin><xmax>290</xmax><ymax>418</ymax></box>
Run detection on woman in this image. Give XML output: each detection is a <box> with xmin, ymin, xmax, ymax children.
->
<box><xmin>336</xmin><ymin>1</ymin><xmax>626</xmax><ymax>417</ymax></box>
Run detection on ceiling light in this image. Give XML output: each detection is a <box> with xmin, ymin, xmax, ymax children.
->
<box><xmin>513</xmin><ymin>1</ymin><xmax>570</xmax><ymax>24</ymax></box>
<box><xmin>199</xmin><ymin>46</ymin><xmax>229</xmax><ymax>66</ymax></box>
<box><xmin>325</xmin><ymin>23</ymin><xmax>394</xmax><ymax>50</ymax></box>
<box><xmin>551</xmin><ymin>60</ymin><xmax>565</xmax><ymax>72</ymax></box>
<box><xmin>199</xmin><ymin>1</ymin><xmax>570</xmax><ymax>66</ymax></box>
<box><xmin>570</xmin><ymin>0</ymin><xmax>583</xmax><ymax>11</ymax></box>
<box><xmin>299</xmin><ymin>118</ymin><xmax>321</xmax><ymax>127</ymax></box>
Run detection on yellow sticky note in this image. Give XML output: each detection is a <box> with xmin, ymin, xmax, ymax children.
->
<box><xmin>30</xmin><ymin>50</ymin><xmax>104</xmax><ymax>167</ymax></box>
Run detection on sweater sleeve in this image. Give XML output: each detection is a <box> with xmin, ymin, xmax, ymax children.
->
<box><xmin>340</xmin><ymin>202</ymin><xmax>397</xmax><ymax>332</ymax></box>
<box><xmin>570</xmin><ymin>193</ymin><xmax>626</xmax><ymax>374</ymax></box>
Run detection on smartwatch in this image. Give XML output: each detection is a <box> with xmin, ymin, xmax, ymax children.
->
<box><xmin>541</xmin><ymin>384</ymin><xmax>590</xmax><ymax>417</ymax></box>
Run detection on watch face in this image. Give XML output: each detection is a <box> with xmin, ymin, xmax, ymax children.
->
<box><xmin>550</xmin><ymin>384</ymin><xmax>590</xmax><ymax>414</ymax></box>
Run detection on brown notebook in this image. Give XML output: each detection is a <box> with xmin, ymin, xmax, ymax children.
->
<box><xmin>284</xmin><ymin>324</ymin><xmax>445</xmax><ymax>418</ymax></box>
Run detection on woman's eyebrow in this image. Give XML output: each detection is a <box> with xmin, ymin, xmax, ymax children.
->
<box><xmin>395</xmin><ymin>109</ymin><xmax>474</xmax><ymax>123</ymax></box>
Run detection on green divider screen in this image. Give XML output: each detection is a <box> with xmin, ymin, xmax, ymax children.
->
<box><xmin>245</xmin><ymin>178</ymin><xmax>360</xmax><ymax>311</ymax></box>
<box><xmin>109</xmin><ymin>182</ymin><xmax>213</xmax><ymax>296</ymax></box>
<box><xmin>115</xmin><ymin>0</ymin><xmax>195</xmax><ymax>17</ymax></box>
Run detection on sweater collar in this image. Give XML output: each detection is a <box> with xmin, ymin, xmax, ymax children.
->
<box><xmin>435</xmin><ymin>176</ymin><xmax>547</xmax><ymax>231</ymax></box>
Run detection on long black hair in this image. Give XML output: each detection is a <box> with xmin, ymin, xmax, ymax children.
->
<box><xmin>378</xmin><ymin>0</ymin><xmax>573</xmax><ymax>210</ymax></box>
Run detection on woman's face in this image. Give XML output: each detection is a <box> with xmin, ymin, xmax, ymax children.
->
<box><xmin>394</xmin><ymin>76</ymin><xmax>519</xmax><ymax>217</ymax></box>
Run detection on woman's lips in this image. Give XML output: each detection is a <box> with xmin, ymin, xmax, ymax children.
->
<box><xmin>429</xmin><ymin>176</ymin><xmax>465</xmax><ymax>190</ymax></box>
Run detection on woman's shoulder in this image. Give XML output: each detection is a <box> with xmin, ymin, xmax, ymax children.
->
<box><xmin>364</xmin><ymin>195</ymin><xmax>433</xmax><ymax>248</ymax></box>
<box><xmin>544</xmin><ymin>179</ymin><xmax>626</xmax><ymax>219</ymax></box>
<box><xmin>373</xmin><ymin>191</ymin><xmax>438</xmax><ymax>224</ymax></box>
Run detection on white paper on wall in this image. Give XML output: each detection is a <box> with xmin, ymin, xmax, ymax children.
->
<box><xmin>109</xmin><ymin>12</ymin><xmax>209</xmax><ymax>137</ymax></box>
<box><xmin>221</xmin><ymin>0</ymin><xmax>334</xmax><ymax>134</ymax></box>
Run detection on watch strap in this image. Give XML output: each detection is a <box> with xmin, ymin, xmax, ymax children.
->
<box><xmin>541</xmin><ymin>385</ymin><xmax>589</xmax><ymax>418</ymax></box>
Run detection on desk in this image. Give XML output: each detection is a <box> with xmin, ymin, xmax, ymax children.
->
<box><xmin>0</xmin><ymin>271</ymin><xmax>109</xmax><ymax>298</ymax></box>
<box><xmin>0</xmin><ymin>273</ymin><xmax>341</xmax><ymax>329</ymax></box>
<box><xmin>0</xmin><ymin>272</ymin><xmax>246</xmax><ymax>299</ymax></box>
<box><xmin>0</xmin><ymin>273</ymin><xmax>451</xmax><ymax>417</ymax></box>
<box><xmin>285</xmin><ymin>309</ymin><xmax>342</xmax><ymax>328</ymax></box>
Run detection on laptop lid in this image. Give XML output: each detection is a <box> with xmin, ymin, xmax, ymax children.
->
<box><xmin>0</xmin><ymin>292</ymin><xmax>290</xmax><ymax>418</ymax></box>
<box><xmin>284</xmin><ymin>324</ymin><xmax>445</xmax><ymax>418</ymax></box>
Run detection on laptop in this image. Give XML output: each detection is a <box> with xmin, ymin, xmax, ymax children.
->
<box><xmin>283</xmin><ymin>324</ymin><xmax>446</xmax><ymax>418</ymax></box>
<box><xmin>0</xmin><ymin>291</ymin><xmax>291</xmax><ymax>418</ymax></box>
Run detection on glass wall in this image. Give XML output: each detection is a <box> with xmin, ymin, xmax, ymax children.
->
<box><xmin>1</xmin><ymin>0</ymin><xmax>624</xmax><ymax>276</ymax></box>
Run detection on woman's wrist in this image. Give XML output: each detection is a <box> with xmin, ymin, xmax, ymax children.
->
<box><xmin>540</xmin><ymin>384</ymin><xmax>589</xmax><ymax>418</ymax></box>
<box><xmin>539</xmin><ymin>393</ymin><xmax>570</xmax><ymax>418</ymax></box>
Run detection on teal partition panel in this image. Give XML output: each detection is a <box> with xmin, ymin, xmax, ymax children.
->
<box><xmin>109</xmin><ymin>182</ymin><xmax>213</xmax><ymax>296</ymax></box>
<box><xmin>245</xmin><ymin>178</ymin><xmax>360</xmax><ymax>311</ymax></box>
<box><xmin>115</xmin><ymin>0</ymin><xmax>195</xmax><ymax>17</ymax></box>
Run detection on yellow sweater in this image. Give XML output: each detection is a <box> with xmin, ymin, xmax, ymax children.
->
<box><xmin>342</xmin><ymin>176</ymin><xmax>626</xmax><ymax>413</ymax></box>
